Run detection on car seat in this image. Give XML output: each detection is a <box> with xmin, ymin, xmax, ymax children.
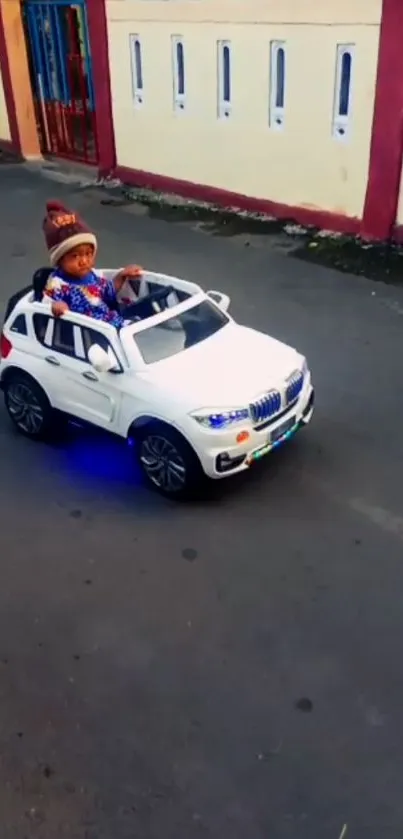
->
<box><xmin>33</xmin><ymin>267</ymin><xmax>53</xmax><ymax>301</ymax></box>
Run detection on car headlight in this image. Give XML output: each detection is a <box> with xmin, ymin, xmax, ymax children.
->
<box><xmin>190</xmin><ymin>407</ymin><xmax>250</xmax><ymax>429</ymax></box>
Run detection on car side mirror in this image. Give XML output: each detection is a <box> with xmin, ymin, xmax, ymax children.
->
<box><xmin>88</xmin><ymin>344</ymin><xmax>117</xmax><ymax>373</ymax></box>
<box><xmin>207</xmin><ymin>290</ymin><xmax>230</xmax><ymax>312</ymax></box>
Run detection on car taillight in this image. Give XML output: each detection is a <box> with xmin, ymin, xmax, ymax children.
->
<box><xmin>0</xmin><ymin>332</ymin><xmax>12</xmax><ymax>359</ymax></box>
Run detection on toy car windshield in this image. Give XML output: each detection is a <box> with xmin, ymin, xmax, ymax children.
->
<box><xmin>131</xmin><ymin>298</ymin><xmax>230</xmax><ymax>364</ymax></box>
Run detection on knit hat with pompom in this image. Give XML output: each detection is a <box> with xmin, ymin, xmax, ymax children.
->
<box><xmin>43</xmin><ymin>200</ymin><xmax>97</xmax><ymax>267</ymax></box>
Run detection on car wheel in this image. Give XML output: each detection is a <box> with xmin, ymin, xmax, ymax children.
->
<box><xmin>3</xmin><ymin>372</ymin><xmax>54</xmax><ymax>440</ymax></box>
<box><xmin>135</xmin><ymin>422</ymin><xmax>205</xmax><ymax>499</ymax></box>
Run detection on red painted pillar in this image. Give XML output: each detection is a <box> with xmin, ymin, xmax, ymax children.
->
<box><xmin>362</xmin><ymin>0</ymin><xmax>403</xmax><ymax>241</ymax></box>
<box><xmin>86</xmin><ymin>0</ymin><xmax>116</xmax><ymax>176</ymax></box>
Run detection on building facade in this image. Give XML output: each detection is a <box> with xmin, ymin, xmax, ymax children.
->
<box><xmin>0</xmin><ymin>0</ymin><xmax>402</xmax><ymax>242</ymax></box>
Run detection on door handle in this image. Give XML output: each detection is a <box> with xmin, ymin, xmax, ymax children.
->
<box><xmin>45</xmin><ymin>355</ymin><xmax>60</xmax><ymax>366</ymax></box>
<box><xmin>82</xmin><ymin>370</ymin><xmax>98</xmax><ymax>381</ymax></box>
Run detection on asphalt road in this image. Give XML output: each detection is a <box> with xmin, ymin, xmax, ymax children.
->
<box><xmin>1</xmin><ymin>164</ymin><xmax>403</xmax><ymax>839</ymax></box>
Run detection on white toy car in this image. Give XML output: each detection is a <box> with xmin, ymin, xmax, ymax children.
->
<box><xmin>0</xmin><ymin>269</ymin><xmax>314</xmax><ymax>498</ymax></box>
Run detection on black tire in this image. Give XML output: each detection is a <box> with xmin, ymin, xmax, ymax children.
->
<box><xmin>134</xmin><ymin>421</ymin><xmax>205</xmax><ymax>500</ymax></box>
<box><xmin>3</xmin><ymin>371</ymin><xmax>55</xmax><ymax>440</ymax></box>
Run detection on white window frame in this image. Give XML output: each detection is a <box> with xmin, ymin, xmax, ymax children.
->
<box><xmin>129</xmin><ymin>34</ymin><xmax>144</xmax><ymax>108</ymax></box>
<box><xmin>44</xmin><ymin>316</ymin><xmax>54</xmax><ymax>348</ymax></box>
<box><xmin>269</xmin><ymin>40</ymin><xmax>286</xmax><ymax>130</ymax></box>
<box><xmin>217</xmin><ymin>40</ymin><xmax>231</xmax><ymax>119</ymax></box>
<box><xmin>172</xmin><ymin>35</ymin><xmax>185</xmax><ymax>112</ymax></box>
<box><xmin>73</xmin><ymin>325</ymin><xmax>86</xmax><ymax>360</ymax></box>
<box><xmin>332</xmin><ymin>44</ymin><xmax>354</xmax><ymax>141</ymax></box>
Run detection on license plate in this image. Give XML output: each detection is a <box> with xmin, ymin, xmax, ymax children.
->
<box><xmin>246</xmin><ymin>415</ymin><xmax>298</xmax><ymax>466</ymax></box>
<box><xmin>270</xmin><ymin>415</ymin><xmax>296</xmax><ymax>444</ymax></box>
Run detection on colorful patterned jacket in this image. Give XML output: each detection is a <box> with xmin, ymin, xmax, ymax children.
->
<box><xmin>44</xmin><ymin>269</ymin><xmax>125</xmax><ymax>328</ymax></box>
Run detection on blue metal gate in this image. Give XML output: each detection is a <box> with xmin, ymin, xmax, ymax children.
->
<box><xmin>23</xmin><ymin>0</ymin><xmax>98</xmax><ymax>164</ymax></box>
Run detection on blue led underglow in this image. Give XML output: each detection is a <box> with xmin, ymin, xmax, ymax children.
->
<box><xmin>56</xmin><ymin>422</ymin><xmax>142</xmax><ymax>488</ymax></box>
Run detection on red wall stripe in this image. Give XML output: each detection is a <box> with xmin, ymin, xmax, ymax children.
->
<box><xmin>115</xmin><ymin>164</ymin><xmax>361</xmax><ymax>236</ymax></box>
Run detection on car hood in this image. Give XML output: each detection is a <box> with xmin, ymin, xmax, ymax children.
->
<box><xmin>141</xmin><ymin>323</ymin><xmax>304</xmax><ymax>407</ymax></box>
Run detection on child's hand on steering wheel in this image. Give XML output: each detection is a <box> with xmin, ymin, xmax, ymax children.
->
<box><xmin>114</xmin><ymin>265</ymin><xmax>143</xmax><ymax>292</ymax></box>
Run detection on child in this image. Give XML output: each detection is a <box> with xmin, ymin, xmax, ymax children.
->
<box><xmin>42</xmin><ymin>200</ymin><xmax>143</xmax><ymax>328</ymax></box>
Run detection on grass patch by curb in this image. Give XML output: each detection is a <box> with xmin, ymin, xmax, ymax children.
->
<box><xmin>293</xmin><ymin>234</ymin><xmax>403</xmax><ymax>285</ymax></box>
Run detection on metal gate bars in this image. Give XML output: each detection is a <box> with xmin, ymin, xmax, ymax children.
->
<box><xmin>23</xmin><ymin>0</ymin><xmax>98</xmax><ymax>165</ymax></box>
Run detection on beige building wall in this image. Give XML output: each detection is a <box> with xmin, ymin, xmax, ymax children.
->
<box><xmin>106</xmin><ymin>0</ymin><xmax>382</xmax><ymax>220</ymax></box>
<box><xmin>0</xmin><ymin>62</ymin><xmax>11</xmax><ymax>142</ymax></box>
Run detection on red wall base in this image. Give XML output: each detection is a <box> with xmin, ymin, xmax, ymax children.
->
<box><xmin>115</xmin><ymin>165</ymin><xmax>362</xmax><ymax>237</ymax></box>
<box><xmin>392</xmin><ymin>225</ymin><xmax>403</xmax><ymax>244</ymax></box>
<box><xmin>0</xmin><ymin>139</ymin><xmax>17</xmax><ymax>153</ymax></box>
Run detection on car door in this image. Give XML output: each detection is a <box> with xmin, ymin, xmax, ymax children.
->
<box><xmin>33</xmin><ymin>314</ymin><xmax>124</xmax><ymax>428</ymax></box>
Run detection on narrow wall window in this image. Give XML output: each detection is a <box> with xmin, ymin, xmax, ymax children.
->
<box><xmin>129</xmin><ymin>34</ymin><xmax>144</xmax><ymax>108</ymax></box>
<box><xmin>333</xmin><ymin>44</ymin><xmax>354</xmax><ymax>139</ymax></box>
<box><xmin>217</xmin><ymin>40</ymin><xmax>231</xmax><ymax>119</ymax></box>
<box><xmin>172</xmin><ymin>36</ymin><xmax>185</xmax><ymax>111</ymax></box>
<box><xmin>269</xmin><ymin>41</ymin><xmax>286</xmax><ymax>129</ymax></box>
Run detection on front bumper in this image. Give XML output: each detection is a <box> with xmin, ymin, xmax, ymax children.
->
<box><xmin>190</xmin><ymin>381</ymin><xmax>314</xmax><ymax>480</ymax></box>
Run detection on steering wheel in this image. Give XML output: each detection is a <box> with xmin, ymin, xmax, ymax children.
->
<box><xmin>122</xmin><ymin>285</ymin><xmax>174</xmax><ymax>321</ymax></box>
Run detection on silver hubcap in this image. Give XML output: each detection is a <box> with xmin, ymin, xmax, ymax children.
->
<box><xmin>7</xmin><ymin>382</ymin><xmax>44</xmax><ymax>435</ymax></box>
<box><xmin>140</xmin><ymin>434</ymin><xmax>186</xmax><ymax>493</ymax></box>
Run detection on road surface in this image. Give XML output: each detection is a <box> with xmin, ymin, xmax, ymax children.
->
<box><xmin>0</xmin><ymin>163</ymin><xmax>403</xmax><ymax>839</ymax></box>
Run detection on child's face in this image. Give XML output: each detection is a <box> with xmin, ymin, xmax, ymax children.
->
<box><xmin>59</xmin><ymin>243</ymin><xmax>95</xmax><ymax>278</ymax></box>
